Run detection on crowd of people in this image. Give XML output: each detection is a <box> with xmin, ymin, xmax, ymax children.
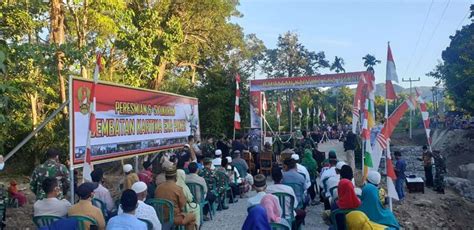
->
<box><xmin>10</xmin><ymin>127</ymin><xmax>450</xmax><ymax>230</ymax></box>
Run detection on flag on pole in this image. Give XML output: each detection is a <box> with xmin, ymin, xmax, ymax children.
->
<box><xmin>386</xmin><ymin>140</ymin><xmax>399</xmax><ymax>200</ymax></box>
<box><xmin>352</xmin><ymin>77</ymin><xmax>365</xmax><ymax>133</ymax></box>
<box><xmin>83</xmin><ymin>52</ymin><xmax>102</xmax><ymax>182</ymax></box>
<box><xmin>386</xmin><ymin>43</ymin><xmax>399</xmax><ymax>100</ymax></box>
<box><xmin>276</xmin><ymin>98</ymin><xmax>282</xmax><ymax>119</ymax></box>
<box><xmin>234</xmin><ymin>74</ymin><xmax>241</xmax><ymax>130</ymax></box>
<box><xmin>416</xmin><ymin>88</ymin><xmax>432</xmax><ymax>148</ymax></box>
<box><xmin>262</xmin><ymin>92</ymin><xmax>267</xmax><ymax>113</ymax></box>
<box><xmin>290</xmin><ymin>100</ymin><xmax>295</xmax><ymax>114</ymax></box>
<box><xmin>298</xmin><ymin>107</ymin><xmax>303</xmax><ymax>118</ymax></box>
<box><xmin>306</xmin><ymin>107</ymin><xmax>310</xmax><ymax>117</ymax></box>
<box><xmin>319</xmin><ymin>108</ymin><xmax>326</xmax><ymax>122</ymax></box>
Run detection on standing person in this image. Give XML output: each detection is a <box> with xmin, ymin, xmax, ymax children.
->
<box><xmin>155</xmin><ymin>165</ymin><xmax>197</xmax><ymax>230</ymax></box>
<box><xmin>123</xmin><ymin>164</ymin><xmax>139</xmax><ymax>191</ymax></box>
<box><xmin>394</xmin><ymin>151</ymin><xmax>406</xmax><ymax>200</ymax></box>
<box><xmin>91</xmin><ymin>168</ymin><xmax>115</xmax><ymax>214</ymax></box>
<box><xmin>418</xmin><ymin>145</ymin><xmax>433</xmax><ymax>188</ymax></box>
<box><xmin>231</xmin><ymin>134</ymin><xmax>247</xmax><ymax>154</ymax></box>
<box><xmin>118</xmin><ymin>182</ymin><xmax>161</xmax><ymax>230</ymax></box>
<box><xmin>343</xmin><ymin>131</ymin><xmax>357</xmax><ymax>171</ymax></box>
<box><xmin>33</xmin><ymin>177</ymin><xmax>71</xmax><ymax>217</ymax></box>
<box><xmin>30</xmin><ymin>148</ymin><xmax>70</xmax><ymax>200</ymax></box>
<box><xmin>432</xmin><ymin>150</ymin><xmax>446</xmax><ymax>194</ymax></box>
<box><xmin>202</xmin><ymin>137</ymin><xmax>215</xmax><ymax>159</ymax></box>
<box><xmin>107</xmin><ymin>189</ymin><xmax>147</xmax><ymax>230</ymax></box>
<box><xmin>188</xmin><ymin>135</ymin><xmax>200</xmax><ymax>162</ymax></box>
<box><xmin>216</xmin><ymin>135</ymin><xmax>230</xmax><ymax>157</ymax></box>
<box><xmin>68</xmin><ymin>182</ymin><xmax>106</xmax><ymax>230</ymax></box>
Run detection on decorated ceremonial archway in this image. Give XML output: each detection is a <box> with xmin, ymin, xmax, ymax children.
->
<box><xmin>247</xmin><ymin>71</ymin><xmax>374</xmax><ymax>149</ymax></box>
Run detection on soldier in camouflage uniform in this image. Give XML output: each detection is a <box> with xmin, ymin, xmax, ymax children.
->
<box><xmin>201</xmin><ymin>137</ymin><xmax>216</xmax><ymax>159</ymax></box>
<box><xmin>432</xmin><ymin>150</ymin><xmax>446</xmax><ymax>194</ymax></box>
<box><xmin>30</xmin><ymin>148</ymin><xmax>70</xmax><ymax>200</ymax></box>
<box><xmin>199</xmin><ymin>158</ymin><xmax>216</xmax><ymax>191</ymax></box>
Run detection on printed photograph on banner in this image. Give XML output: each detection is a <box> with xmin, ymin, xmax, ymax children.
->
<box><xmin>71</xmin><ymin>78</ymin><xmax>200</xmax><ymax>165</ymax></box>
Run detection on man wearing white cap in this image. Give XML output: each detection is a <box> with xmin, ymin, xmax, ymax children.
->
<box><xmin>123</xmin><ymin>164</ymin><xmax>139</xmax><ymax>191</ymax></box>
<box><xmin>291</xmin><ymin>154</ymin><xmax>311</xmax><ymax>190</ymax></box>
<box><xmin>212</xmin><ymin>149</ymin><xmax>222</xmax><ymax>167</ymax></box>
<box><xmin>325</xmin><ymin>161</ymin><xmax>346</xmax><ymax>199</ymax></box>
<box><xmin>119</xmin><ymin>181</ymin><xmax>162</xmax><ymax>230</ymax></box>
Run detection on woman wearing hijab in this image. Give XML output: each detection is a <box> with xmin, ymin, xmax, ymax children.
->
<box><xmin>337</xmin><ymin>179</ymin><xmax>361</xmax><ymax>210</ymax></box>
<box><xmin>358</xmin><ymin>183</ymin><xmax>400</xmax><ymax>229</ymax></box>
<box><xmin>345</xmin><ymin>211</ymin><xmax>388</xmax><ymax>230</ymax></box>
<box><xmin>301</xmin><ymin>148</ymin><xmax>318</xmax><ymax>205</ymax></box>
<box><xmin>176</xmin><ymin>169</ymin><xmax>201</xmax><ymax>228</ymax></box>
<box><xmin>242</xmin><ymin>205</ymin><xmax>271</xmax><ymax>230</ymax></box>
<box><xmin>260</xmin><ymin>194</ymin><xmax>290</xmax><ymax>228</ymax></box>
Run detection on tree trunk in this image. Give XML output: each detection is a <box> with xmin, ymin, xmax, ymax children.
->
<box><xmin>154</xmin><ymin>60</ymin><xmax>167</xmax><ymax>90</ymax></box>
<box><xmin>50</xmin><ymin>0</ymin><xmax>67</xmax><ymax>115</ymax></box>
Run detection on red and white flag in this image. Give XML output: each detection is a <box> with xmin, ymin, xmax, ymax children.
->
<box><xmin>290</xmin><ymin>100</ymin><xmax>295</xmax><ymax>114</ymax></box>
<box><xmin>262</xmin><ymin>92</ymin><xmax>267</xmax><ymax>114</ymax></box>
<box><xmin>318</xmin><ymin>108</ymin><xmax>326</xmax><ymax>122</ymax></box>
<box><xmin>234</xmin><ymin>74</ymin><xmax>241</xmax><ymax>130</ymax></box>
<box><xmin>276</xmin><ymin>98</ymin><xmax>282</xmax><ymax>119</ymax></box>
<box><xmin>385</xmin><ymin>140</ymin><xmax>399</xmax><ymax>200</ymax></box>
<box><xmin>83</xmin><ymin>53</ymin><xmax>102</xmax><ymax>182</ymax></box>
<box><xmin>352</xmin><ymin>77</ymin><xmax>366</xmax><ymax>133</ymax></box>
<box><xmin>416</xmin><ymin>88</ymin><xmax>432</xmax><ymax>148</ymax></box>
<box><xmin>386</xmin><ymin>43</ymin><xmax>399</xmax><ymax>100</ymax></box>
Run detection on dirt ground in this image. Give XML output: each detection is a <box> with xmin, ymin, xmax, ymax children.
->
<box><xmin>393</xmin><ymin>187</ymin><xmax>474</xmax><ymax>229</ymax></box>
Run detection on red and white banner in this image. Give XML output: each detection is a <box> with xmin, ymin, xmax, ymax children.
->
<box><xmin>386</xmin><ymin>43</ymin><xmax>399</xmax><ymax>100</ymax></box>
<box><xmin>234</xmin><ymin>74</ymin><xmax>241</xmax><ymax>130</ymax></box>
<box><xmin>71</xmin><ymin>78</ymin><xmax>199</xmax><ymax>166</ymax></box>
<box><xmin>416</xmin><ymin>88</ymin><xmax>431</xmax><ymax>148</ymax></box>
<box><xmin>371</xmin><ymin>97</ymin><xmax>416</xmax><ymax>170</ymax></box>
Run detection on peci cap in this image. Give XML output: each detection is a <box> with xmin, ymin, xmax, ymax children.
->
<box><xmin>123</xmin><ymin>164</ymin><xmax>133</xmax><ymax>173</ymax></box>
<box><xmin>367</xmin><ymin>171</ymin><xmax>381</xmax><ymax>185</ymax></box>
<box><xmin>291</xmin><ymin>154</ymin><xmax>300</xmax><ymax>161</ymax></box>
<box><xmin>215</xmin><ymin>149</ymin><xmax>222</xmax><ymax>156</ymax></box>
<box><xmin>336</xmin><ymin>161</ymin><xmax>347</xmax><ymax>170</ymax></box>
<box><xmin>253</xmin><ymin>174</ymin><xmax>266</xmax><ymax>188</ymax></box>
<box><xmin>165</xmin><ymin>165</ymin><xmax>177</xmax><ymax>177</ymax></box>
<box><xmin>131</xmin><ymin>181</ymin><xmax>148</xmax><ymax>194</ymax></box>
<box><xmin>76</xmin><ymin>182</ymin><xmax>98</xmax><ymax>198</ymax></box>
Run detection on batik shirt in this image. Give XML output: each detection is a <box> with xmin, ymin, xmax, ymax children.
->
<box><xmin>199</xmin><ymin>167</ymin><xmax>215</xmax><ymax>191</ymax></box>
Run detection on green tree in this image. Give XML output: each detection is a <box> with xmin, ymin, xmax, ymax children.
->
<box><xmin>330</xmin><ymin>56</ymin><xmax>345</xmax><ymax>73</ymax></box>
<box><xmin>428</xmin><ymin>5</ymin><xmax>474</xmax><ymax>114</ymax></box>
<box><xmin>362</xmin><ymin>54</ymin><xmax>381</xmax><ymax>72</ymax></box>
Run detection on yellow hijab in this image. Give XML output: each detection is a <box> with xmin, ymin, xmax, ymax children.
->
<box><xmin>345</xmin><ymin>211</ymin><xmax>387</xmax><ymax>230</ymax></box>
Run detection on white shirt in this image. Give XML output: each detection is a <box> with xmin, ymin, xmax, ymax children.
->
<box><xmin>320</xmin><ymin>166</ymin><xmax>337</xmax><ymax>187</ymax></box>
<box><xmin>296</xmin><ymin>163</ymin><xmax>311</xmax><ymax>190</ymax></box>
<box><xmin>325</xmin><ymin>175</ymin><xmax>340</xmax><ymax>197</ymax></box>
<box><xmin>266</xmin><ymin>184</ymin><xmax>298</xmax><ymax>219</ymax></box>
<box><xmin>34</xmin><ymin>197</ymin><xmax>71</xmax><ymax>217</ymax></box>
<box><xmin>119</xmin><ymin>200</ymin><xmax>162</xmax><ymax>230</ymax></box>
<box><xmin>212</xmin><ymin>158</ymin><xmax>222</xmax><ymax>167</ymax></box>
<box><xmin>247</xmin><ymin>191</ymin><xmax>267</xmax><ymax>207</ymax></box>
<box><xmin>94</xmin><ymin>184</ymin><xmax>115</xmax><ymax>212</ymax></box>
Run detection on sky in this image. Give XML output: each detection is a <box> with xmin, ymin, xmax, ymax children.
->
<box><xmin>232</xmin><ymin>0</ymin><xmax>472</xmax><ymax>88</ymax></box>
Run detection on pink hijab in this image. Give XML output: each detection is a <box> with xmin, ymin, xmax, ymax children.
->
<box><xmin>260</xmin><ymin>194</ymin><xmax>281</xmax><ymax>223</ymax></box>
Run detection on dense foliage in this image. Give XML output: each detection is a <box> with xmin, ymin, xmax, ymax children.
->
<box><xmin>428</xmin><ymin>5</ymin><xmax>474</xmax><ymax>114</ymax></box>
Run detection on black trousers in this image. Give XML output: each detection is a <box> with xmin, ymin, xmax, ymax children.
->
<box><xmin>307</xmin><ymin>181</ymin><xmax>317</xmax><ymax>201</ymax></box>
<box><xmin>424</xmin><ymin>165</ymin><xmax>433</xmax><ymax>187</ymax></box>
<box><xmin>203</xmin><ymin>191</ymin><xmax>217</xmax><ymax>215</ymax></box>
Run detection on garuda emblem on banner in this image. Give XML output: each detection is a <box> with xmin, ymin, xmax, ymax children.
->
<box><xmin>77</xmin><ymin>86</ymin><xmax>91</xmax><ymax>115</ymax></box>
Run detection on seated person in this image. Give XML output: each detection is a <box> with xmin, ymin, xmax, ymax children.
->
<box><xmin>91</xmin><ymin>168</ymin><xmax>115</xmax><ymax>214</ymax></box>
<box><xmin>345</xmin><ymin>210</ymin><xmax>388</xmax><ymax>230</ymax></box>
<box><xmin>212</xmin><ymin>150</ymin><xmax>222</xmax><ymax>167</ymax></box>
<box><xmin>155</xmin><ymin>165</ymin><xmax>196</xmax><ymax>230</ymax></box>
<box><xmin>8</xmin><ymin>180</ymin><xmax>27</xmax><ymax>206</ymax></box>
<box><xmin>118</xmin><ymin>182</ymin><xmax>161</xmax><ymax>230</ymax></box>
<box><xmin>107</xmin><ymin>189</ymin><xmax>147</xmax><ymax>230</ymax></box>
<box><xmin>358</xmin><ymin>172</ymin><xmax>400</xmax><ymax>229</ymax></box>
<box><xmin>242</xmin><ymin>205</ymin><xmax>271</xmax><ymax>230</ymax></box>
<box><xmin>367</xmin><ymin>170</ymin><xmax>387</xmax><ymax>205</ymax></box>
<box><xmin>247</xmin><ymin>174</ymin><xmax>267</xmax><ymax>207</ymax></box>
<box><xmin>68</xmin><ymin>182</ymin><xmax>106</xmax><ymax>230</ymax></box>
<box><xmin>260</xmin><ymin>194</ymin><xmax>291</xmax><ymax>229</ymax></box>
<box><xmin>336</xmin><ymin>179</ymin><xmax>361</xmax><ymax>210</ymax></box>
<box><xmin>216</xmin><ymin>157</ymin><xmax>241</xmax><ymax>201</ymax></box>
<box><xmin>34</xmin><ymin>177</ymin><xmax>71</xmax><ymax>217</ymax></box>
<box><xmin>186</xmin><ymin>162</ymin><xmax>216</xmax><ymax>221</ymax></box>
<box><xmin>281</xmin><ymin>158</ymin><xmax>306</xmax><ymax>206</ymax></box>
